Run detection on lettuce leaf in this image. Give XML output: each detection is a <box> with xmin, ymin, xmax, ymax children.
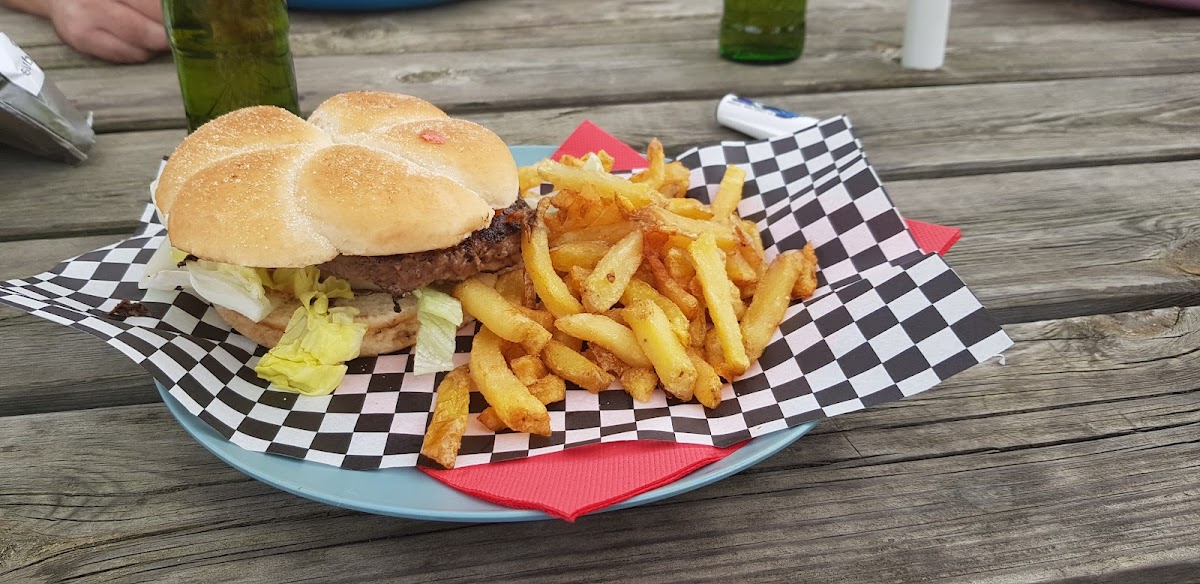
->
<box><xmin>254</xmin><ymin>286</ymin><xmax>367</xmax><ymax>396</ymax></box>
<box><xmin>185</xmin><ymin>259</ymin><xmax>275</xmax><ymax>323</ymax></box>
<box><xmin>411</xmin><ymin>287</ymin><xmax>464</xmax><ymax>375</ymax></box>
<box><xmin>139</xmin><ymin>236</ymin><xmax>191</xmax><ymax>291</ymax></box>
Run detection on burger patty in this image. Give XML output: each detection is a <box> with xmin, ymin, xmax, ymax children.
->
<box><xmin>318</xmin><ymin>198</ymin><xmax>533</xmax><ymax>297</ymax></box>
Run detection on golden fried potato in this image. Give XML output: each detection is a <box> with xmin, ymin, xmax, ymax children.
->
<box><xmin>620</xmin><ymin>367</ymin><xmax>658</xmax><ymax>403</ymax></box>
<box><xmin>543</xmin><ymin>340</ymin><xmax>615</xmax><ymax>393</ymax></box>
<box><xmin>550</xmin><ymin>241</ymin><xmax>610</xmax><ymax>272</ymax></box>
<box><xmin>582</xmin><ymin>230</ymin><xmax>643</xmax><ymax>313</ymax></box>
<box><xmin>453</xmin><ymin>277</ymin><xmax>552</xmax><ymax>355</ymax></box>
<box><xmin>711</xmin><ymin>165</ymin><xmax>747</xmax><ymax>220</ymax></box>
<box><xmin>510</xmin><ymin>354</ymin><xmax>548</xmax><ymax>386</ymax></box>
<box><xmin>419</xmin><ymin>365</ymin><xmax>472</xmax><ymax>468</ymax></box>
<box><xmin>689</xmin><ymin>232</ymin><xmax>750</xmax><ymax>377</ymax></box>
<box><xmin>555</xmin><ymin>313</ymin><xmax>653</xmax><ymax>369</ymax></box>
<box><xmin>469</xmin><ymin>327</ymin><xmax>551</xmax><ymax>436</ymax></box>
<box><xmin>742</xmin><ymin>250</ymin><xmax>803</xmax><ymax>362</ymax></box>
<box><xmin>623</xmin><ymin>299</ymin><xmax>697</xmax><ymax>401</ymax></box>
<box><xmin>622</xmin><ymin>278</ymin><xmax>690</xmax><ymax>346</ymax></box>
<box><xmin>687</xmin><ymin>348</ymin><xmax>723</xmax><ymax>409</ymax></box>
<box><xmin>792</xmin><ymin>242</ymin><xmax>819</xmax><ymax>299</ymax></box>
<box><xmin>524</xmin><ymin>201</ymin><xmax>585</xmax><ymax>318</ymax></box>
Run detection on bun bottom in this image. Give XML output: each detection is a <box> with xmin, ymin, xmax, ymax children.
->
<box><xmin>216</xmin><ymin>291</ymin><xmax>419</xmax><ymax>357</ymax></box>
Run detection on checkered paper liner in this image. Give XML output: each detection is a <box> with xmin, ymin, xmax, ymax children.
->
<box><xmin>0</xmin><ymin>116</ymin><xmax>1011</xmax><ymax>469</ymax></box>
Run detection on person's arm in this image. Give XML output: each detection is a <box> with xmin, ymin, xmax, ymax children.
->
<box><xmin>0</xmin><ymin>0</ymin><xmax>167</xmax><ymax>64</ymax></box>
<box><xmin>0</xmin><ymin>0</ymin><xmax>51</xmax><ymax>17</ymax></box>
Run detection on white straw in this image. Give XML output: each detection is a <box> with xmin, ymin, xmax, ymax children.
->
<box><xmin>901</xmin><ymin>0</ymin><xmax>951</xmax><ymax>70</ymax></box>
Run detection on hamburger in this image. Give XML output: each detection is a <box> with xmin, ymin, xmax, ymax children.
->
<box><xmin>142</xmin><ymin>91</ymin><xmax>530</xmax><ymax>394</ymax></box>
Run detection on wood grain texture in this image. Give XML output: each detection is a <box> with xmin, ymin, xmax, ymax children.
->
<box><xmin>9</xmin><ymin>69</ymin><xmax>1200</xmax><ymax>240</ymax></box>
<box><xmin>1</xmin><ymin>307</ymin><xmax>1198</xmax><ymax>582</ymax></box>
<box><xmin>4</xmin><ymin>0</ymin><xmax>1177</xmax><ymax>69</ymax></box>
<box><xmin>18</xmin><ymin>15</ymin><xmax>1200</xmax><ymax>133</ymax></box>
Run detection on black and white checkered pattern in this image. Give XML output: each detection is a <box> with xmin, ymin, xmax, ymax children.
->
<box><xmin>0</xmin><ymin>116</ymin><xmax>1011</xmax><ymax>469</ymax></box>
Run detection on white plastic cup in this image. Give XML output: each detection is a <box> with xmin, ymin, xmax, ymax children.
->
<box><xmin>901</xmin><ymin>0</ymin><xmax>951</xmax><ymax>70</ymax></box>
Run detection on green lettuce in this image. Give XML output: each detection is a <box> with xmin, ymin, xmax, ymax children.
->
<box><xmin>411</xmin><ymin>287</ymin><xmax>464</xmax><ymax>375</ymax></box>
<box><xmin>254</xmin><ymin>269</ymin><xmax>367</xmax><ymax>396</ymax></box>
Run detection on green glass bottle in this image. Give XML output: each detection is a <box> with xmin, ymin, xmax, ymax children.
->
<box><xmin>719</xmin><ymin>0</ymin><xmax>807</xmax><ymax>64</ymax></box>
<box><xmin>162</xmin><ymin>0</ymin><xmax>301</xmax><ymax>133</ymax></box>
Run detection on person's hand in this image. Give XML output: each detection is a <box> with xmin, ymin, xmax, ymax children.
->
<box><xmin>48</xmin><ymin>0</ymin><xmax>169</xmax><ymax>64</ymax></box>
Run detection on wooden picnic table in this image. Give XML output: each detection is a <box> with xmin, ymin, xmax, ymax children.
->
<box><xmin>3</xmin><ymin>0</ymin><xmax>1200</xmax><ymax>581</ymax></box>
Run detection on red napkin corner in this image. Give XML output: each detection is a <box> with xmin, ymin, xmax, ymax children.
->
<box><xmin>422</xmin><ymin>121</ymin><xmax>962</xmax><ymax>522</ymax></box>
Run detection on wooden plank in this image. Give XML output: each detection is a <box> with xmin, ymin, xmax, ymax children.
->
<box><xmin>0</xmin><ymin>308</ymin><xmax>155</xmax><ymax>416</ymax></box>
<box><xmin>0</xmin><ymin>237</ymin><xmax>155</xmax><ymax>417</ymax></box>
<box><xmin>887</xmin><ymin>162</ymin><xmax>1200</xmax><ymax>324</ymax></box>
<box><xmin>5</xmin><ymin>0</ymin><xmax>1176</xmax><ymax>69</ymax></box>
<box><xmin>28</xmin><ymin>15</ymin><xmax>1200</xmax><ymax>133</ymax></box>
<box><xmin>1</xmin><ymin>307</ymin><xmax>1198</xmax><ymax>581</ymax></box>
<box><xmin>10</xmin><ymin>70</ymin><xmax>1200</xmax><ymax>240</ymax></box>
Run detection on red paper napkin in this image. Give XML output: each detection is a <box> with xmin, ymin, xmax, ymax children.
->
<box><xmin>426</xmin><ymin>441</ymin><xmax>744</xmax><ymax>521</ymax></box>
<box><xmin>422</xmin><ymin>121</ymin><xmax>962</xmax><ymax>522</ymax></box>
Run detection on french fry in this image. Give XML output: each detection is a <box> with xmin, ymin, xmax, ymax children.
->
<box><xmin>559</xmin><ymin>151</ymin><xmax>614</xmax><ymax>173</ymax></box>
<box><xmin>726</xmin><ymin>246</ymin><xmax>759</xmax><ymax>286</ymax></box>
<box><xmin>689</xmin><ymin>232</ymin><xmax>750</xmax><ymax>376</ymax></box>
<box><xmin>634</xmin><ymin>206</ymin><xmax>741</xmax><ymax>250</ymax></box>
<box><xmin>528</xmin><ymin>373</ymin><xmax>567</xmax><ymax>405</ymax></box>
<box><xmin>477</xmin><ymin>408</ymin><xmax>508</xmax><ymax>432</ymax></box>
<box><xmin>742</xmin><ymin>250</ymin><xmax>803</xmax><ymax>362</ymax></box>
<box><xmin>687</xmin><ymin>348</ymin><xmax>723</xmax><ymax>409</ymax></box>
<box><xmin>550</xmin><ymin>220</ymin><xmax>638</xmax><ymax>247</ymax></box>
<box><xmin>453</xmin><ymin>277</ymin><xmax>552</xmax><ymax>355</ymax></box>
<box><xmin>663</xmin><ymin>246</ymin><xmax>696</xmax><ymax>282</ymax></box>
<box><xmin>659</xmin><ymin>161</ymin><xmax>691</xmax><ymax>198</ymax></box>
<box><xmin>623</xmin><ymin>299</ymin><xmax>697</xmax><ymax>401</ymax></box>
<box><xmin>586</xmin><ymin>344</ymin><xmax>624</xmax><ymax>372</ymax></box>
<box><xmin>688</xmin><ymin>314</ymin><xmax>707</xmax><ymax>349</ymax></box>
<box><xmin>711</xmin><ymin>165</ymin><xmax>746</xmax><ymax>220</ymax></box>
<box><xmin>419</xmin><ymin>365</ymin><xmax>472</xmax><ymax>468</ymax></box>
<box><xmin>741</xmin><ymin>219</ymin><xmax>764</xmax><ymax>254</ymax></box>
<box><xmin>543</xmin><ymin>340</ymin><xmax>615</xmax><ymax>393</ymax></box>
<box><xmin>792</xmin><ymin>242</ymin><xmax>819</xmax><ymax>299</ymax></box>
<box><xmin>479</xmin><ymin>373</ymin><xmax>568</xmax><ymax>431</ymax></box>
<box><xmin>469</xmin><ymin>327</ymin><xmax>551</xmax><ymax>436</ymax></box>
<box><xmin>555</xmin><ymin>313</ymin><xmax>653</xmax><ymax>369</ymax></box>
<box><xmin>622</xmin><ymin>278</ymin><xmax>689</xmax><ymax>346</ymax></box>
<box><xmin>501</xmin><ymin>341</ymin><xmax>525</xmax><ymax>363</ymax></box>
<box><xmin>583</xmin><ymin>230</ymin><xmax>644</xmax><ymax>312</ymax></box>
<box><xmin>550</xmin><ymin>241</ymin><xmax>610</xmax><ymax>272</ymax></box>
<box><xmin>631</xmin><ymin>138</ymin><xmax>666</xmax><ymax>190</ymax></box>
<box><xmin>665</xmin><ymin>197</ymin><xmax>714</xmax><ymax>220</ymax></box>
<box><xmin>514</xmin><ymin>306</ymin><xmax>556</xmax><ymax>332</ymax></box>
<box><xmin>565</xmin><ymin>266</ymin><xmax>591</xmax><ymax>300</ymax></box>
<box><xmin>510</xmin><ymin>354</ymin><xmax>548</xmax><ymax>386</ymax></box>
<box><xmin>494</xmin><ymin>269</ymin><xmax>527</xmax><ymax>306</ymax></box>
<box><xmin>645</xmin><ymin>252</ymin><xmax>702</xmax><ymax>320</ymax></box>
<box><xmin>537</xmin><ymin>160</ymin><xmax>660</xmax><ymax>209</ymax></box>
<box><xmin>551</xmin><ymin>330</ymin><xmax>584</xmax><ymax>352</ymax></box>
<box><xmin>705</xmin><ymin>327</ymin><xmax>734</xmax><ymax>381</ymax></box>
<box><xmin>620</xmin><ymin>367</ymin><xmax>658</xmax><ymax>403</ymax></box>
<box><xmin>518</xmin><ymin>165</ymin><xmax>542</xmax><ymax>194</ymax></box>
<box><xmin>601</xmin><ymin>308</ymin><xmax>627</xmax><ymax>326</ymax></box>
<box><xmin>524</xmin><ymin>201</ymin><xmax>584</xmax><ymax>318</ymax></box>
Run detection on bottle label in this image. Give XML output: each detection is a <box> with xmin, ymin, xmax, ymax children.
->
<box><xmin>0</xmin><ymin>33</ymin><xmax>45</xmax><ymax>97</ymax></box>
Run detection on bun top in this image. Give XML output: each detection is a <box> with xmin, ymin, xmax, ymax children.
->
<box><xmin>154</xmin><ymin>91</ymin><xmax>519</xmax><ymax>268</ymax></box>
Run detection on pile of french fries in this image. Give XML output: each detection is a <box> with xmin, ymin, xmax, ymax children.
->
<box><xmin>420</xmin><ymin>141</ymin><xmax>819</xmax><ymax>468</ymax></box>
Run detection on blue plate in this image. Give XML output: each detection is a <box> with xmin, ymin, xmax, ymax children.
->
<box><xmin>289</xmin><ymin>0</ymin><xmax>457</xmax><ymax>11</ymax></box>
<box><xmin>155</xmin><ymin>145</ymin><xmax>818</xmax><ymax>522</ymax></box>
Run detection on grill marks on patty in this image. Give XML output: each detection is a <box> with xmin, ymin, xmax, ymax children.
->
<box><xmin>318</xmin><ymin>198</ymin><xmax>533</xmax><ymax>296</ymax></box>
